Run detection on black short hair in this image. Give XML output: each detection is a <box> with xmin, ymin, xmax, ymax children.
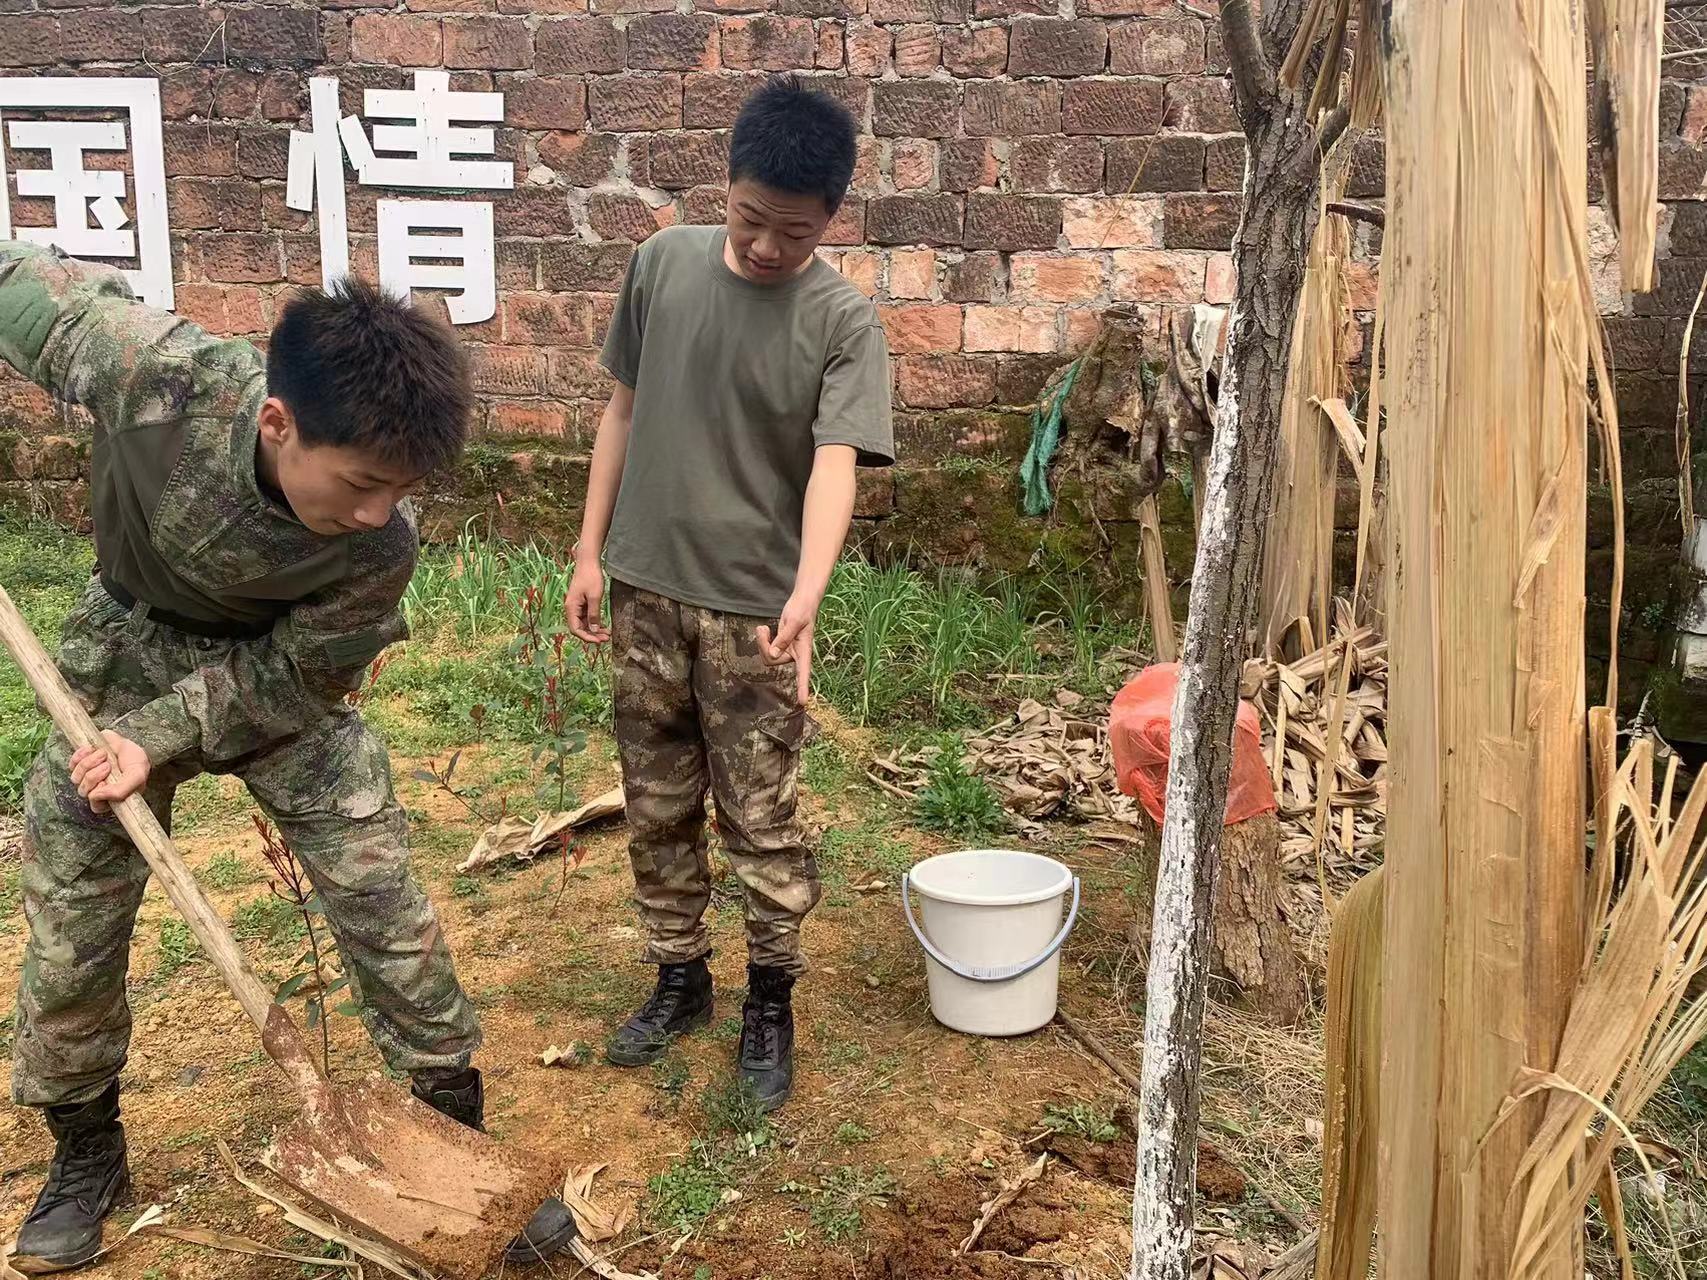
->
<box><xmin>266</xmin><ymin>277</ymin><xmax>471</xmax><ymax>477</ymax></box>
<box><xmin>728</xmin><ymin>74</ymin><xmax>858</xmax><ymax>214</ymax></box>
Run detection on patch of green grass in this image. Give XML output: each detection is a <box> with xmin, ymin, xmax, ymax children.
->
<box><xmin>915</xmin><ymin>745</ymin><xmax>1006</xmax><ymax>838</ymax></box>
<box><xmin>155</xmin><ymin>918</ymin><xmax>199</xmax><ymax>977</ymax></box>
<box><xmin>161</xmin><ymin>1129</ymin><xmax>210</xmax><ymax>1152</ymax></box>
<box><xmin>701</xmin><ymin>1076</ymin><xmax>770</xmax><ymax>1142</ymax></box>
<box><xmin>645</xmin><ymin>1139</ymin><xmax>741</xmax><ymax>1233</ymax></box>
<box><xmin>172</xmin><ymin>774</ymin><xmax>251</xmax><ymax>835</ymax></box>
<box><xmin>451</xmin><ymin>875</ymin><xmax>485</xmax><ymax>899</ymax></box>
<box><xmin>652</xmin><ymin>1051</ymin><xmax>690</xmax><ymax>1105</ymax></box>
<box><xmin>802</xmin><ymin>740</ymin><xmax>853</xmax><ymax>796</ymax></box>
<box><xmin>819</xmin><ymin>817</ymin><xmax>914</xmax><ymax>880</ymax></box>
<box><xmin>834</xmin><ymin>1121</ymin><xmax>872</xmax><ymax>1146</ymax></box>
<box><xmin>205</xmin><ymin>850</ymin><xmax>251</xmax><ymax>890</ymax></box>
<box><xmin>710</xmin><ymin>1015</ymin><xmax>742</xmax><ymax>1042</ymax></box>
<box><xmin>1042</xmin><ymin>1101</ymin><xmax>1120</xmax><ymax>1144</ymax></box>
<box><xmin>825</xmin><ymin>1040</ymin><xmax>867</xmax><ymax>1068</ymax></box>
<box><xmin>232</xmin><ymin>895</ymin><xmax>308</xmax><ymax>946</ymax></box>
<box><xmin>797</xmin><ymin>1165</ymin><xmax>896</xmax><ymax>1243</ymax></box>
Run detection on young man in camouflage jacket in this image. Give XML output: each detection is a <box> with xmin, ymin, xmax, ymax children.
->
<box><xmin>0</xmin><ymin>242</ymin><xmax>573</xmax><ymax>1271</ymax></box>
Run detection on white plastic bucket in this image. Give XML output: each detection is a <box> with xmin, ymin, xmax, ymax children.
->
<box><xmin>902</xmin><ymin>849</ymin><xmax>1080</xmax><ymax>1037</ymax></box>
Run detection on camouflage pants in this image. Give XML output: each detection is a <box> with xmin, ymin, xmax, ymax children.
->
<box><xmin>10</xmin><ymin>577</ymin><xmax>481</xmax><ymax>1108</ymax></box>
<box><xmin>610</xmin><ymin>582</ymin><xmax>821</xmax><ymax>976</ymax></box>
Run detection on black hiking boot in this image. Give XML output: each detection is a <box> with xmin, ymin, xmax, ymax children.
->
<box><xmin>13</xmin><ymin>1081</ymin><xmax>129</xmax><ymax>1274</ymax></box>
<box><xmin>738</xmin><ymin>965</ymin><xmax>796</xmax><ymax>1115</ymax></box>
<box><xmin>411</xmin><ymin>1067</ymin><xmax>579</xmax><ymax>1266</ymax></box>
<box><xmin>605</xmin><ymin>957</ymin><xmax>714</xmax><ymax>1067</ymax></box>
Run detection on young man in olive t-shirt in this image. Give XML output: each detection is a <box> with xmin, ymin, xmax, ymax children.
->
<box><xmin>564</xmin><ymin>75</ymin><xmax>894</xmax><ymax>1112</ymax></box>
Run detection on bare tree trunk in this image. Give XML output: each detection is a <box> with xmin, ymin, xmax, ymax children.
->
<box><xmin>1129</xmin><ymin>3</ymin><xmax>1328</xmax><ymax>1276</ymax></box>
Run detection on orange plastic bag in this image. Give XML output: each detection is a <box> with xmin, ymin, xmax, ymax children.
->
<box><xmin>1109</xmin><ymin>663</ymin><xmax>1277</xmax><ymax>827</ymax></box>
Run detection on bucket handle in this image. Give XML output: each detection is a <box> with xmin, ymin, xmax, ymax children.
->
<box><xmin>901</xmin><ymin>873</ymin><xmax>1081</xmax><ymax>984</ymax></box>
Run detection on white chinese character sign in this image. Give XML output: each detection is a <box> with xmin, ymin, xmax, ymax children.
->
<box><xmin>0</xmin><ymin>71</ymin><xmax>510</xmax><ymax>327</ymax></box>
<box><xmin>287</xmin><ymin>70</ymin><xmax>512</xmax><ymax>325</ymax></box>
<box><xmin>0</xmin><ymin>78</ymin><xmax>173</xmax><ymax>310</ymax></box>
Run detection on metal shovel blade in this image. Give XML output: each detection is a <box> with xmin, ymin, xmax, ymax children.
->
<box><xmin>267</xmin><ymin>1075</ymin><xmax>560</xmax><ymax>1280</ymax></box>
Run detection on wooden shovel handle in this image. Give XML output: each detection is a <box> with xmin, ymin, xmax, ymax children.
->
<box><xmin>0</xmin><ymin>583</ymin><xmax>304</xmax><ymax>1048</ymax></box>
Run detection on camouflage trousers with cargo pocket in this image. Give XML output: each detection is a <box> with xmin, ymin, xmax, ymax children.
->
<box><xmin>10</xmin><ymin>577</ymin><xmax>482</xmax><ymax>1108</ymax></box>
<box><xmin>610</xmin><ymin>581</ymin><xmax>822</xmax><ymax>977</ymax></box>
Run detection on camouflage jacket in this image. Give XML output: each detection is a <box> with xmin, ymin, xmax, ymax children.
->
<box><xmin>0</xmin><ymin>242</ymin><xmax>413</xmax><ymax>766</ymax></box>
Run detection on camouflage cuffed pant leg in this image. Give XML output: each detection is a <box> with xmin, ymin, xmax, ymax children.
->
<box><xmin>241</xmin><ymin>709</ymin><xmax>482</xmax><ymax>1075</ymax></box>
<box><xmin>611</xmin><ymin>582</ymin><xmax>821</xmax><ymax>977</ymax></box>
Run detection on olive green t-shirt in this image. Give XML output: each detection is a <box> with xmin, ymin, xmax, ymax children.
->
<box><xmin>598</xmin><ymin>225</ymin><xmax>894</xmax><ymax>618</ymax></box>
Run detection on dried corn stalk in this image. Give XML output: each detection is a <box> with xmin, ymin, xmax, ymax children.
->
<box><xmin>1587</xmin><ymin>0</ymin><xmax>1665</xmax><ymax>293</ymax></box>
<box><xmin>1258</xmin><ymin>145</ymin><xmax>1353</xmax><ymax>661</ymax></box>
<box><xmin>1378</xmin><ymin>3</ymin><xmax>1594</xmax><ymax>1279</ymax></box>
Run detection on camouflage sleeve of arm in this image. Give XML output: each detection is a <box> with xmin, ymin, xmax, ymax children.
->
<box><xmin>111</xmin><ymin>524</ymin><xmax>417</xmax><ymax>765</ymax></box>
<box><xmin>0</xmin><ymin>241</ymin><xmax>185</xmax><ymax>427</ymax></box>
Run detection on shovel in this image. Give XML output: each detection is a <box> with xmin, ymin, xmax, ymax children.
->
<box><xmin>0</xmin><ymin>584</ymin><xmax>558</xmax><ymax>1280</ymax></box>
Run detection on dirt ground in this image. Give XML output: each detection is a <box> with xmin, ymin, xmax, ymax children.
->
<box><xmin>0</xmin><ymin>713</ymin><xmax>1318</xmax><ymax>1280</ymax></box>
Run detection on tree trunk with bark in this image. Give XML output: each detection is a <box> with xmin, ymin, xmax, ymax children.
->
<box><xmin>1129</xmin><ymin>2</ymin><xmax>1335</xmax><ymax>1276</ymax></box>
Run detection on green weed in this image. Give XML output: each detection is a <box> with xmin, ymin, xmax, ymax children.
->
<box><xmin>802</xmin><ymin>1165</ymin><xmax>896</xmax><ymax>1243</ymax></box>
<box><xmin>702</xmin><ymin>1076</ymin><xmax>771</xmax><ymax>1144</ymax></box>
<box><xmin>834</xmin><ymin>1121</ymin><xmax>872</xmax><ymax>1146</ymax></box>
<box><xmin>1042</xmin><ymin>1101</ymin><xmax>1120</xmax><ymax>1144</ymax></box>
<box><xmin>155</xmin><ymin>918</ymin><xmax>199</xmax><ymax>977</ymax></box>
<box><xmin>205</xmin><ymin>851</ymin><xmax>251</xmax><ymax>890</ymax></box>
<box><xmin>646</xmin><ymin>1140</ymin><xmax>740</xmax><ymax>1233</ymax></box>
<box><xmin>233</xmin><ymin>894</ymin><xmax>308</xmax><ymax>946</ymax></box>
<box><xmin>916</xmin><ymin>746</ymin><xmax>1006</xmax><ymax>838</ymax></box>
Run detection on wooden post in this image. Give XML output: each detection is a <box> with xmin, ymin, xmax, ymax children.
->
<box><xmin>1379</xmin><ymin>3</ymin><xmax>1587</xmax><ymax>1277</ymax></box>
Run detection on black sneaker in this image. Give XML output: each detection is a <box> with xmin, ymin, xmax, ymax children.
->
<box><xmin>410</xmin><ymin>1067</ymin><xmax>579</xmax><ymax>1266</ymax></box>
<box><xmin>605</xmin><ymin>958</ymin><xmax>714</xmax><ymax>1067</ymax></box>
<box><xmin>738</xmin><ymin>964</ymin><xmax>796</xmax><ymax>1114</ymax></box>
<box><xmin>13</xmin><ymin>1081</ymin><xmax>129</xmax><ymax>1274</ymax></box>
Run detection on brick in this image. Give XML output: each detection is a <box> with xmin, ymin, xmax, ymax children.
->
<box><xmin>1062</xmin><ymin>194</ymin><xmax>1161</xmax><ymax>247</ymax></box>
<box><xmin>1164</xmin><ymin>77</ymin><xmax>1238</xmax><ymax>133</ymax></box>
<box><xmin>975</xmin><ymin>0</ymin><xmax>1053</xmax><ymax>13</ymax></box>
<box><xmin>893</xmin><ymin>24</ymin><xmax>940</xmax><ymax>76</ymax></box>
<box><xmin>1111</xmin><ymin>249</ymin><xmax>1206</xmax><ymax>302</ymax></box>
<box><xmin>536</xmin><ymin>17</ymin><xmax>624</xmax><ymax>73</ymax></box>
<box><xmin>1204</xmin><ymin>252</ymin><xmax>1234</xmax><ymax>304</ymax></box>
<box><xmin>891</xmin><ymin>139</ymin><xmax>936</xmax><ymax>190</ymax></box>
<box><xmin>226</xmin><ymin>8</ymin><xmax>323</xmax><ymax>66</ymax></box>
<box><xmin>636</xmin><ymin>132</ymin><xmax>730</xmax><ymax>189</ymax></box>
<box><xmin>1347</xmin><ymin>134</ymin><xmax>1384</xmax><ymax>199</ymax></box>
<box><xmin>444</xmin><ymin>17</ymin><xmax>532</xmax><ymax>69</ymax></box>
<box><xmin>143</xmin><ymin>9</ymin><xmax>225</xmax><ymax>64</ymax></box>
<box><xmin>965</xmin><ymin>194</ymin><xmax>1061</xmax><ymax>251</ymax></box>
<box><xmin>869</xmin><ymin>0</ymin><xmax>966</xmax><ymax>19</ymax></box>
<box><xmin>501</xmin><ymin>75</ymin><xmax>588</xmax><ymax>130</ymax></box>
<box><xmin>540</xmin><ymin>240</ymin><xmax>633</xmax><ymax>290</ymax></box>
<box><xmin>353</xmin><ymin>14</ymin><xmax>443</xmax><ymax>65</ymax></box>
<box><xmin>874</xmin><ymin>81</ymin><xmax>960</xmax><ymax>138</ymax></box>
<box><xmin>1164</xmin><ymin>193</ymin><xmax>1239</xmax><ymax>249</ymax></box>
<box><xmin>1007</xmin><ymin>18</ymin><xmax>1107</xmax><ymax>77</ymax></box>
<box><xmin>322</xmin><ymin>11</ymin><xmax>353</xmax><ymax>64</ymax></box>
<box><xmin>1010</xmin><ymin>252</ymin><xmax>1104</xmax><ymax>302</ymax></box>
<box><xmin>1083</xmin><ymin>0</ymin><xmax>1203</xmax><ymax>12</ymax></box>
<box><xmin>262</xmin><ymin>182</ymin><xmax>313</xmax><ymax>233</ymax></box>
<box><xmin>593</xmin><ymin>0</ymin><xmax>673</xmax><ymax>9</ymax></box>
<box><xmin>590</xmin><ymin>73</ymin><xmax>682</xmax><ymax>130</ymax></box>
<box><xmin>223</xmin><ymin>286</ymin><xmax>269</xmax><ymax>335</ymax></box>
<box><xmin>964</xmin><ymin>305</ymin><xmax>1057</xmax><ymax>353</ymax></box>
<box><xmin>1105</xmin><ymin>136</ymin><xmax>1207</xmax><ymax>194</ymax></box>
<box><xmin>164</xmin><ymin>123</ymin><xmax>239</xmax><ymax>177</ymax></box>
<box><xmin>213</xmin><ymin>72</ymin><xmax>262</xmax><ymax>119</ymax></box>
<box><xmin>157</xmin><ymin>69</ymin><xmax>216</xmax><ymax>120</ymax></box>
<box><xmin>202</xmin><ymin>233</ymin><xmax>284</xmax><ymax>283</ymax></box>
<box><xmin>783</xmin><ymin>0</ymin><xmax>867</xmax><ymax>14</ymax></box>
<box><xmin>503</xmin><ymin>292</ymin><xmax>604</xmax><ymax>345</ymax></box>
<box><xmin>1659</xmin><ymin>142</ymin><xmax>1707</xmax><ymax>199</ymax></box>
<box><xmin>943</xmin><ymin>251</ymin><xmax>1000</xmax><ymax>302</ymax></box>
<box><xmin>495</xmin><ymin>186</ymin><xmax>580</xmax><ymax>236</ymax></box>
<box><xmin>172</xmin><ymin>283</ymin><xmax>228</xmax><ymax>333</ymax></box>
<box><xmin>940</xmin><ymin>25</ymin><xmax>1006</xmax><ymax>78</ymax></box>
<box><xmin>590</xmin><ymin>192</ymin><xmax>666</xmax><ymax>242</ymax></box>
<box><xmin>808</xmin><ymin>74</ymin><xmax>871</xmax><ymax>127</ymax></box>
<box><xmin>1109</xmin><ymin>18</ymin><xmax>1204</xmax><ymax>76</ymax></box>
<box><xmin>0</xmin><ymin>15</ymin><xmax>54</xmax><ymax>66</ymax></box>
<box><xmin>1064</xmin><ymin>80</ymin><xmax>1163</xmax><ymax>135</ymax></box>
<box><xmin>488</xmin><ymin>400</ymin><xmax>576</xmax><ymax>440</ymax></box>
<box><xmin>816</xmin><ymin>21</ymin><xmax>845</xmax><ymax>69</ymax></box>
<box><xmin>237</xmin><ymin>128</ymin><xmax>291</xmax><ymax>181</ymax></box>
<box><xmin>473</xmin><ymin>346</ymin><xmax>550</xmax><ymax>395</ymax></box>
<box><xmin>964</xmin><ymin>80</ymin><xmax>1062</xmax><ymax>136</ymax></box>
<box><xmin>879</xmin><ymin>303</ymin><xmax>962</xmax><ymax>353</ymax></box>
<box><xmin>684</xmin><ymin>72</ymin><xmax>766</xmax><ymax>127</ymax></box>
<box><xmin>941</xmin><ymin>138</ymin><xmax>999</xmax><ymax>192</ymax></box>
<box><xmin>168</xmin><ymin>177</ymin><xmax>263</xmax><ymax>231</ymax></box>
<box><xmin>720</xmin><ymin>16</ymin><xmax>815</xmax><ymax>70</ymax></box>
<box><xmin>898</xmin><ymin>355</ymin><xmax>996</xmax><ymax>408</ymax></box>
<box><xmin>1012</xmin><ymin>138</ymin><xmax>1104</xmax><ymax>193</ymax></box>
<box><xmin>1204</xmin><ymin>135</ymin><xmax>1246</xmax><ymax>191</ymax></box>
<box><xmin>888</xmin><ymin>248</ymin><xmax>937</xmax><ymax>298</ymax></box>
<box><xmin>845</xmin><ymin>21</ymin><xmax>892</xmax><ymax>74</ymax></box>
<box><xmin>854</xmin><ymin>469</ymin><xmax>896</xmax><ymax>518</ymax></box>
<box><xmin>869</xmin><ymin>194</ymin><xmax>963</xmax><ymax>246</ymax></box>
<box><xmin>627</xmin><ymin>13</ymin><xmax>718</xmax><ymax>70</ymax></box>
<box><xmin>536</xmin><ymin>130</ymin><xmax>618</xmax><ymax>183</ymax></box>
<box><xmin>823</xmin><ymin>196</ymin><xmax>867</xmax><ymax>245</ymax></box>
<box><xmin>550</xmin><ymin>349</ymin><xmax>615</xmax><ymax>399</ymax></box>
<box><xmin>1685</xmin><ymin>86</ymin><xmax>1707</xmax><ymax>144</ymax></box>
<box><xmin>678</xmin><ymin>185</ymin><xmax>727</xmax><ymax>223</ymax></box>
<box><xmin>60</xmin><ymin>10</ymin><xmax>143</xmax><ymax>62</ymax></box>
<box><xmin>828</xmin><ymin>248</ymin><xmax>880</xmax><ymax>295</ymax></box>
<box><xmin>853</xmin><ymin>133</ymin><xmax>882</xmax><ymax>189</ymax></box>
